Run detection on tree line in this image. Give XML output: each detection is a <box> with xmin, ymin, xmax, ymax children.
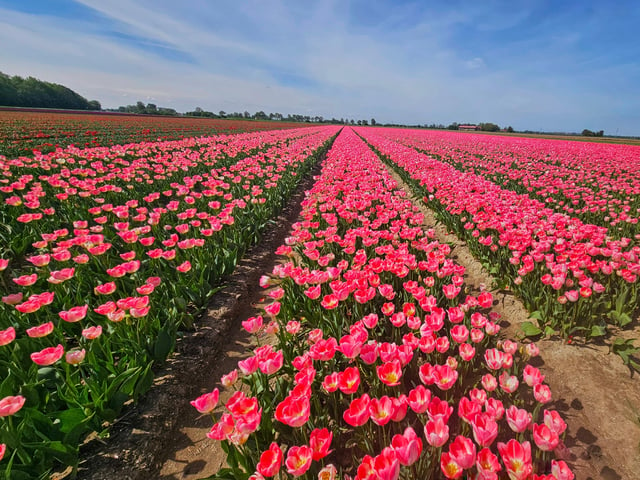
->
<box><xmin>1</xmin><ymin>71</ymin><xmax>609</xmax><ymax>136</ymax></box>
<box><xmin>181</xmin><ymin>107</ymin><xmax>377</xmax><ymax>125</ymax></box>
<box><xmin>0</xmin><ymin>71</ymin><xmax>101</xmax><ymax>110</ymax></box>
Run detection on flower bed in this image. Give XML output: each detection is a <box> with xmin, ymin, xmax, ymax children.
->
<box><xmin>383</xmin><ymin>129</ymin><xmax>640</xmax><ymax>240</ymax></box>
<box><xmin>357</xmin><ymin>128</ymin><xmax>639</xmax><ymax>347</ymax></box>
<box><xmin>0</xmin><ymin>126</ymin><xmax>339</xmax><ymax>477</ymax></box>
<box><xmin>0</xmin><ymin>110</ymin><xmax>307</xmax><ymax>157</ymax></box>
<box><xmin>200</xmin><ymin>128</ymin><xmax>572</xmax><ymax>480</ymax></box>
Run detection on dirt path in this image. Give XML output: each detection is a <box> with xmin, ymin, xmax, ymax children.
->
<box><xmin>384</xmin><ymin>165</ymin><xmax>640</xmax><ymax>480</ymax></box>
<box><xmin>77</xmin><ymin>158</ymin><xmax>324</xmax><ymax>480</ymax></box>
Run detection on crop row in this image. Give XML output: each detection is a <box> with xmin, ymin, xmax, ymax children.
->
<box><xmin>0</xmin><ymin>125</ymin><xmax>340</xmax><ymax>477</ymax></box>
<box><xmin>202</xmin><ymin>127</ymin><xmax>572</xmax><ymax>480</ymax></box>
<box><xmin>356</xmin><ymin>128</ymin><xmax>639</xmax><ymax>352</ymax></box>
<box><xmin>0</xmin><ymin>110</ymin><xmax>304</xmax><ymax>157</ymax></box>
<box><xmin>0</xmin><ymin>126</ymin><xmax>319</xmax><ymax>264</ymax></box>
<box><xmin>382</xmin><ymin>129</ymin><xmax>640</xmax><ymax>240</ymax></box>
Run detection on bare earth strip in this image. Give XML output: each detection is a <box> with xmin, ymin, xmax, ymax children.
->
<box><xmin>384</xmin><ymin>165</ymin><xmax>640</xmax><ymax>480</ymax></box>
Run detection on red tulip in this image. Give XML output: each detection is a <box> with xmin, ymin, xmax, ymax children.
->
<box><xmin>309</xmin><ymin>427</ymin><xmax>333</xmax><ymax>460</ymax></box>
<box><xmin>256</xmin><ymin>442</ymin><xmax>283</xmax><ymax>477</ymax></box>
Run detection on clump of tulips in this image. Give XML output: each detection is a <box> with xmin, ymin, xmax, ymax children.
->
<box><xmin>200</xmin><ymin>128</ymin><xmax>573</xmax><ymax>480</ymax></box>
<box><xmin>0</xmin><ymin>126</ymin><xmax>339</xmax><ymax>477</ymax></box>
<box><xmin>358</xmin><ymin>127</ymin><xmax>639</xmax><ymax>350</ymax></box>
<box><xmin>385</xmin><ymin>129</ymin><xmax>640</xmax><ymax>240</ymax></box>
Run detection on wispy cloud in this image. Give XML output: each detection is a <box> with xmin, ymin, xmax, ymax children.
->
<box><xmin>0</xmin><ymin>0</ymin><xmax>639</xmax><ymax>134</ymax></box>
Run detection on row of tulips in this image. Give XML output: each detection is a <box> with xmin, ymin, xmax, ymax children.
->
<box><xmin>384</xmin><ymin>129</ymin><xmax>640</xmax><ymax>240</ymax></box>
<box><xmin>356</xmin><ymin>128</ymin><xmax>640</xmax><ymax>343</ymax></box>
<box><xmin>0</xmin><ymin>126</ymin><xmax>340</xmax><ymax>478</ymax></box>
<box><xmin>0</xmin><ymin>126</ymin><xmax>320</xmax><ymax>264</ymax></box>
<box><xmin>0</xmin><ymin>110</ymin><xmax>302</xmax><ymax>158</ymax></box>
<box><xmin>199</xmin><ymin>127</ymin><xmax>573</xmax><ymax>480</ymax></box>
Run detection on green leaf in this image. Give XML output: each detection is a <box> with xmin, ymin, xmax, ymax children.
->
<box><xmin>153</xmin><ymin>329</ymin><xmax>174</xmax><ymax>362</ymax></box>
<box><xmin>133</xmin><ymin>364</ymin><xmax>154</xmax><ymax>400</ymax></box>
<box><xmin>590</xmin><ymin>325</ymin><xmax>607</xmax><ymax>337</ymax></box>
<box><xmin>544</xmin><ymin>326</ymin><xmax>556</xmax><ymax>337</ymax></box>
<box><xmin>56</xmin><ymin>408</ymin><xmax>87</xmax><ymax>434</ymax></box>
<box><xmin>520</xmin><ymin>321</ymin><xmax>542</xmax><ymax>337</ymax></box>
<box><xmin>529</xmin><ymin>311</ymin><xmax>544</xmax><ymax>321</ymax></box>
<box><xmin>615</xmin><ymin>289</ymin><xmax>629</xmax><ymax>313</ymax></box>
<box><xmin>618</xmin><ymin>313</ymin><xmax>632</xmax><ymax>327</ymax></box>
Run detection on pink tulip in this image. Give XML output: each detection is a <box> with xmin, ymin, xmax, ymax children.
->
<box><xmin>309</xmin><ymin>427</ymin><xmax>333</xmax><ymax>461</ymax></box>
<box><xmin>391</xmin><ymin>427</ymin><xmax>422</xmax><ymax>466</ymax></box>
<box><xmin>424</xmin><ymin>417</ymin><xmax>450</xmax><ymax>447</ymax></box>
<box><xmin>285</xmin><ymin>445</ymin><xmax>312</xmax><ymax>477</ymax></box>
<box><xmin>26</xmin><ymin>322</ymin><xmax>55</xmax><ymax>338</ymax></box>
<box><xmin>551</xmin><ymin>460</ymin><xmax>575</xmax><ymax>480</ymax></box>
<box><xmin>65</xmin><ymin>349</ymin><xmax>86</xmax><ymax>365</ymax></box>
<box><xmin>0</xmin><ymin>395</ymin><xmax>26</xmax><ymax>417</ymax></box>
<box><xmin>0</xmin><ymin>327</ymin><xmax>16</xmax><ymax>346</ymax></box>
<box><xmin>31</xmin><ymin>344</ymin><xmax>64</xmax><ymax>366</ymax></box>
<box><xmin>440</xmin><ymin>452</ymin><xmax>463</xmax><ymax>479</ymax></box>
<box><xmin>190</xmin><ymin>388</ymin><xmax>219</xmax><ymax>414</ymax></box>
<box><xmin>497</xmin><ymin>440</ymin><xmax>532</xmax><ymax>480</ymax></box>
<box><xmin>256</xmin><ymin>442</ymin><xmax>283</xmax><ymax>478</ymax></box>
<box><xmin>532</xmin><ymin>423</ymin><xmax>560</xmax><ymax>451</ymax></box>
<box><xmin>58</xmin><ymin>304</ymin><xmax>88</xmax><ymax>323</ymax></box>
<box><xmin>337</xmin><ymin>366</ymin><xmax>360</xmax><ymax>394</ymax></box>
<box><xmin>471</xmin><ymin>413</ymin><xmax>499</xmax><ymax>447</ymax></box>
<box><xmin>343</xmin><ymin>393</ymin><xmax>370</xmax><ymax>427</ymax></box>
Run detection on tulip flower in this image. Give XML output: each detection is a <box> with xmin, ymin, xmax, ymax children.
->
<box><xmin>31</xmin><ymin>344</ymin><xmax>64</xmax><ymax>366</ymax></box>
<box><xmin>0</xmin><ymin>395</ymin><xmax>26</xmax><ymax>417</ymax></box>
<box><xmin>256</xmin><ymin>442</ymin><xmax>283</xmax><ymax>477</ymax></box>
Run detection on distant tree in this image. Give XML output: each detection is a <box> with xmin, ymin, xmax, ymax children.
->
<box><xmin>596</xmin><ymin>130</ymin><xmax>604</xmax><ymax>137</ymax></box>
<box><xmin>243</xmin><ymin>111</ymin><xmax>251</xmax><ymax>119</ymax></box>
<box><xmin>479</xmin><ymin>122</ymin><xmax>500</xmax><ymax>132</ymax></box>
<box><xmin>146</xmin><ymin>103</ymin><xmax>157</xmax><ymax>113</ymax></box>
<box><xmin>506</xmin><ymin>126</ymin><xmax>514</xmax><ymax>133</ymax></box>
<box><xmin>87</xmin><ymin>100</ymin><xmax>101</xmax><ymax>111</ymax></box>
<box><xmin>361</xmin><ymin>119</ymin><xmax>368</xmax><ymax>126</ymax></box>
<box><xmin>582</xmin><ymin>129</ymin><xmax>595</xmax><ymax>137</ymax></box>
<box><xmin>218</xmin><ymin>110</ymin><xmax>226</xmax><ymax>118</ymax></box>
<box><xmin>0</xmin><ymin>71</ymin><xmax>97</xmax><ymax>109</ymax></box>
<box><xmin>157</xmin><ymin>107</ymin><xmax>178</xmax><ymax>116</ymax></box>
<box><xmin>371</xmin><ymin>118</ymin><xmax>376</xmax><ymax>126</ymax></box>
<box><xmin>447</xmin><ymin>122</ymin><xmax>459</xmax><ymax>130</ymax></box>
<box><xmin>253</xmin><ymin>110</ymin><xmax>268</xmax><ymax>120</ymax></box>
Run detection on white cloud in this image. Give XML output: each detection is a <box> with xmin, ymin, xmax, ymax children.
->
<box><xmin>465</xmin><ymin>58</ymin><xmax>486</xmax><ymax>70</ymax></box>
<box><xmin>0</xmin><ymin>1</ymin><xmax>638</xmax><ymax>134</ymax></box>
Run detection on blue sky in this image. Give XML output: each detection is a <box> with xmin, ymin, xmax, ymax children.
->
<box><xmin>1</xmin><ymin>0</ymin><xmax>639</xmax><ymax>135</ymax></box>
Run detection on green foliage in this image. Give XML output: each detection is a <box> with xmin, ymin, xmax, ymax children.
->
<box><xmin>478</xmin><ymin>122</ymin><xmax>501</xmax><ymax>132</ymax></box>
<box><xmin>0</xmin><ymin>71</ymin><xmax>100</xmax><ymax>110</ymax></box>
<box><xmin>582</xmin><ymin>129</ymin><xmax>605</xmax><ymax>137</ymax></box>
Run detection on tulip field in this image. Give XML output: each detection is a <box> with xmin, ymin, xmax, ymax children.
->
<box><xmin>0</xmin><ymin>120</ymin><xmax>339</xmax><ymax>477</ymax></box>
<box><xmin>0</xmin><ymin>110</ymin><xmax>302</xmax><ymax>158</ymax></box>
<box><xmin>0</xmin><ymin>115</ymin><xmax>638</xmax><ymax>479</ymax></box>
<box><xmin>357</xmin><ymin>128</ymin><xmax>640</xmax><ymax>347</ymax></box>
